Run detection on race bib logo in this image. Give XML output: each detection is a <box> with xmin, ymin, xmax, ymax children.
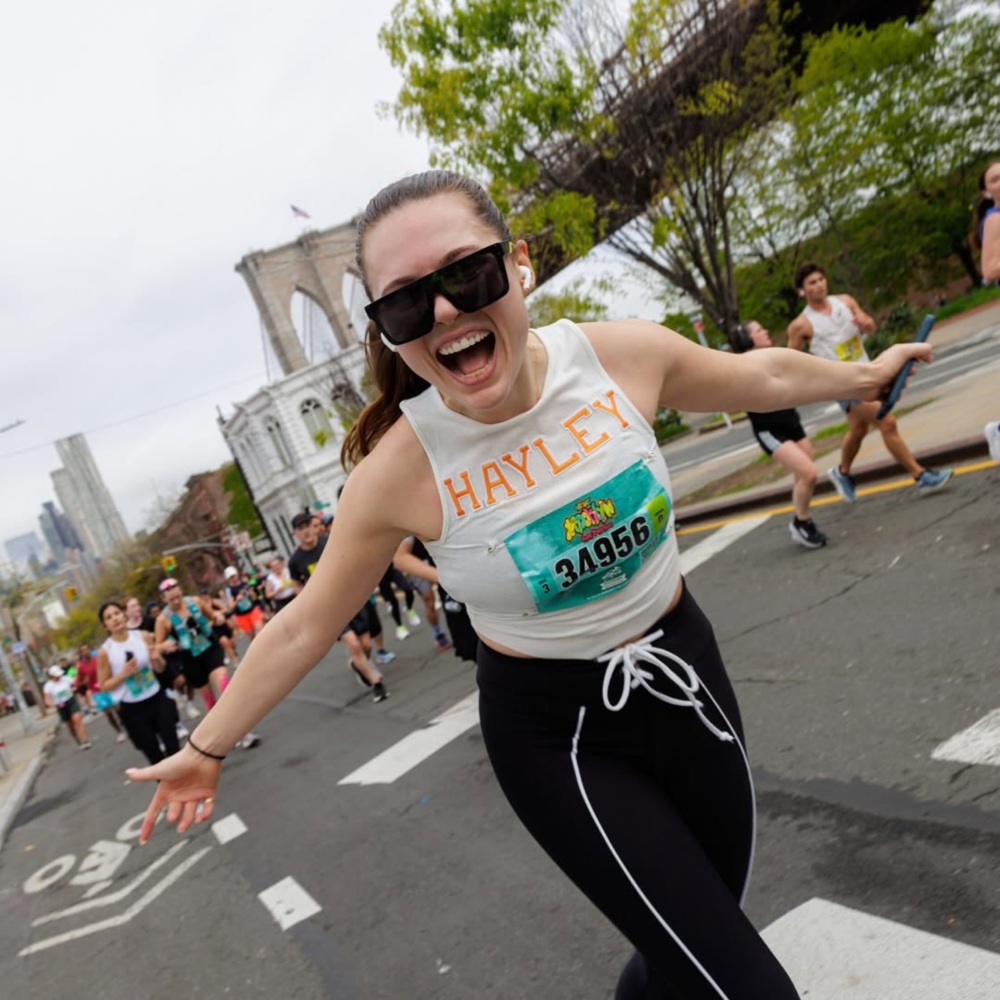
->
<box><xmin>563</xmin><ymin>496</ymin><xmax>617</xmax><ymax>543</ymax></box>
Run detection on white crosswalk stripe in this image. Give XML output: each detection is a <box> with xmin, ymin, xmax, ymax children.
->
<box><xmin>762</xmin><ymin>898</ymin><xmax>1000</xmax><ymax>998</ymax></box>
<box><xmin>931</xmin><ymin>708</ymin><xmax>1000</xmax><ymax>767</ymax></box>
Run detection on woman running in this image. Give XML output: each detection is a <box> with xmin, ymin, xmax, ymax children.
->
<box><xmin>96</xmin><ymin>601</ymin><xmax>179</xmax><ymax>765</ymax></box>
<box><xmin>127</xmin><ymin>170</ymin><xmax>933</xmax><ymax>999</ymax></box>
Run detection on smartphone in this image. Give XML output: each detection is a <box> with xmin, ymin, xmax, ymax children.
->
<box><xmin>875</xmin><ymin>314</ymin><xmax>935</xmax><ymax>421</ymax></box>
<box><xmin>124</xmin><ymin>651</ymin><xmax>135</xmax><ymax>661</ymax></box>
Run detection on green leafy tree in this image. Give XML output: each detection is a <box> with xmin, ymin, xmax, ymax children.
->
<box><xmin>381</xmin><ymin>0</ymin><xmax>795</xmax><ymax>336</ymax></box>
<box><xmin>222</xmin><ymin>463</ymin><xmax>263</xmax><ymax>536</ymax></box>
<box><xmin>527</xmin><ymin>277</ymin><xmax>613</xmax><ymax>327</ymax></box>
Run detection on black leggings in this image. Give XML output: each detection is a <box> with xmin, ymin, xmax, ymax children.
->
<box><xmin>378</xmin><ymin>567</ymin><xmax>415</xmax><ymax>627</ymax></box>
<box><xmin>476</xmin><ymin>584</ymin><xmax>798</xmax><ymax>999</ymax></box>
<box><xmin>119</xmin><ymin>690</ymin><xmax>180</xmax><ymax>765</ymax></box>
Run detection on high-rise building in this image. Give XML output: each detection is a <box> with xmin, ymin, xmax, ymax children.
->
<box><xmin>51</xmin><ymin>433</ymin><xmax>130</xmax><ymax>559</ymax></box>
<box><xmin>3</xmin><ymin>531</ymin><xmax>46</xmax><ymax>578</ymax></box>
<box><xmin>39</xmin><ymin>500</ymin><xmax>84</xmax><ymax>565</ymax></box>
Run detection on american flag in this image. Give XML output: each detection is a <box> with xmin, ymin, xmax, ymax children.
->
<box><xmin>291</xmin><ymin>205</ymin><xmax>311</xmax><ymax>219</ymax></box>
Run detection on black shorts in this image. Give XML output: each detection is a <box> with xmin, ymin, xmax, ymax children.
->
<box><xmin>750</xmin><ymin>413</ymin><xmax>806</xmax><ymax>456</ymax></box>
<box><xmin>212</xmin><ymin>622</ymin><xmax>234</xmax><ymax>640</ymax></box>
<box><xmin>177</xmin><ymin>643</ymin><xmax>226</xmax><ymax>689</ymax></box>
<box><xmin>57</xmin><ymin>697</ymin><xmax>80</xmax><ymax>722</ymax></box>
<box><xmin>340</xmin><ymin>607</ymin><xmax>370</xmax><ymax>639</ymax></box>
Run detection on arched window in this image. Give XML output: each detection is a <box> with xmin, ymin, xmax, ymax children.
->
<box><xmin>300</xmin><ymin>398</ymin><xmax>333</xmax><ymax>449</ymax></box>
<box><xmin>265</xmin><ymin>418</ymin><xmax>292</xmax><ymax>469</ymax></box>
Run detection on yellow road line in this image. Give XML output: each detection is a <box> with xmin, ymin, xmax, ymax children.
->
<box><xmin>676</xmin><ymin>458</ymin><xmax>995</xmax><ymax>537</ymax></box>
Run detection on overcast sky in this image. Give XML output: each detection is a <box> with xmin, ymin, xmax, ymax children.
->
<box><xmin>0</xmin><ymin>0</ymin><xmax>659</xmax><ymax>558</ymax></box>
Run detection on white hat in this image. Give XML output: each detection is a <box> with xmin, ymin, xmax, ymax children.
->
<box><xmin>224</xmin><ymin>566</ymin><xmax>239</xmax><ymax>578</ymax></box>
<box><xmin>48</xmin><ymin>665</ymin><xmax>64</xmax><ymax>678</ymax></box>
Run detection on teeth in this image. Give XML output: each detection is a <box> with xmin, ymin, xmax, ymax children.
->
<box><xmin>438</xmin><ymin>331</ymin><xmax>490</xmax><ymax>356</ymax></box>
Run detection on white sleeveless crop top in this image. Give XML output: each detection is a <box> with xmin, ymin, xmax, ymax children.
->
<box><xmin>399</xmin><ymin>319</ymin><xmax>680</xmax><ymax>658</ymax></box>
<box><xmin>803</xmin><ymin>295</ymin><xmax>869</xmax><ymax>364</ymax></box>
<box><xmin>103</xmin><ymin>630</ymin><xmax>160</xmax><ymax>704</ymax></box>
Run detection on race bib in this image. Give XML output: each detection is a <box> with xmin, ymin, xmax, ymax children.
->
<box><xmin>835</xmin><ymin>336</ymin><xmax>865</xmax><ymax>362</ymax></box>
<box><xmin>124</xmin><ymin>664</ymin><xmax>158</xmax><ymax>700</ymax></box>
<box><xmin>504</xmin><ymin>461</ymin><xmax>671</xmax><ymax>614</ymax></box>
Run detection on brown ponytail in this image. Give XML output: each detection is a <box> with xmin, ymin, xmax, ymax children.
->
<box><xmin>341</xmin><ymin>170</ymin><xmax>512</xmax><ymax>469</ymax></box>
<box><xmin>341</xmin><ymin>321</ymin><xmax>429</xmax><ymax>469</ymax></box>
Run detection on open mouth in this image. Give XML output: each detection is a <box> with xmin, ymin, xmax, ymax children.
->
<box><xmin>437</xmin><ymin>331</ymin><xmax>496</xmax><ymax>377</ymax></box>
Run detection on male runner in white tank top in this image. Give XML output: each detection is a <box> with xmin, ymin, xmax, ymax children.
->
<box><xmin>786</xmin><ymin>262</ymin><xmax>952</xmax><ymax>502</ymax></box>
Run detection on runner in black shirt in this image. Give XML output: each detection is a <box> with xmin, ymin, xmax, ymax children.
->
<box><xmin>289</xmin><ymin>512</ymin><xmax>389</xmax><ymax>702</ymax></box>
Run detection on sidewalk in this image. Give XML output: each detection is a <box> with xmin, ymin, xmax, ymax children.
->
<box><xmin>0</xmin><ymin>709</ymin><xmax>59</xmax><ymax>850</ymax></box>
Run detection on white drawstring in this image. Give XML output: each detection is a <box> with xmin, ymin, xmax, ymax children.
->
<box><xmin>598</xmin><ymin>629</ymin><xmax>734</xmax><ymax>743</ymax></box>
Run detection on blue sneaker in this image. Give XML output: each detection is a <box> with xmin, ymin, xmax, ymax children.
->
<box><xmin>827</xmin><ymin>466</ymin><xmax>858</xmax><ymax>503</ymax></box>
<box><xmin>915</xmin><ymin>468</ymin><xmax>952</xmax><ymax>495</ymax></box>
<box><xmin>373</xmin><ymin>649</ymin><xmax>396</xmax><ymax>665</ymax></box>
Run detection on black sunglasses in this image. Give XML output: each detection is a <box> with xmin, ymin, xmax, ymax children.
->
<box><xmin>365</xmin><ymin>241</ymin><xmax>513</xmax><ymax>346</ymax></box>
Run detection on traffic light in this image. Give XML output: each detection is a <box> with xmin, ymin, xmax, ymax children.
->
<box><xmin>161</xmin><ymin>555</ymin><xmax>178</xmax><ymax>573</ymax></box>
<box><xmin>64</xmin><ymin>586</ymin><xmax>79</xmax><ymax>603</ymax></box>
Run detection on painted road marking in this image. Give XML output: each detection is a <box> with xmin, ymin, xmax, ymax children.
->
<box><xmin>931</xmin><ymin>708</ymin><xmax>1000</xmax><ymax>767</ymax></box>
<box><xmin>678</xmin><ymin>515</ymin><xmax>769</xmax><ymax>571</ymax></box>
<box><xmin>19</xmin><ymin>846</ymin><xmax>212</xmax><ymax>956</ymax></box>
<box><xmin>32</xmin><ymin>841</ymin><xmax>189</xmax><ymax>926</ymax></box>
<box><xmin>339</xmin><ymin>692</ymin><xmax>480</xmax><ymax>786</ymax></box>
<box><xmin>762</xmin><ymin>897</ymin><xmax>1000</xmax><ymax>998</ymax></box>
<box><xmin>258</xmin><ymin>876</ymin><xmax>322</xmax><ymax>931</ymax></box>
<box><xmin>212</xmin><ymin>812</ymin><xmax>248</xmax><ymax>845</ymax></box>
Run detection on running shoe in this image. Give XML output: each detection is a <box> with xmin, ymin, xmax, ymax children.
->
<box><xmin>349</xmin><ymin>661</ymin><xmax>373</xmax><ymax>688</ymax></box>
<box><xmin>373</xmin><ymin>649</ymin><xmax>396</xmax><ymax>665</ymax></box>
<box><xmin>116</xmin><ymin>732</ymin><xmax>127</xmax><ymax>744</ymax></box>
<box><xmin>239</xmin><ymin>732</ymin><xmax>262</xmax><ymax>749</ymax></box>
<box><xmin>395</xmin><ymin>624</ymin><xmax>410</xmax><ymax>641</ymax></box>
<box><xmin>435</xmin><ymin>634</ymin><xmax>453</xmax><ymax>652</ymax></box>
<box><xmin>827</xmin><ymin>466</ymin><xmax>858</xmax><ymax>503</ymax></box>
<box><xmin>789</xmin><ymin>518</ymin><xmax>827</xmax><ymax>550</ymax></box>
<box><xmin>372</xmin><ymin>682</ymin><xmax>390</xmax><ymax>703</ymax></box>
<box><xmin>985</xmin><ymin>422</ymin><xmax>1000</xmax><ymax>463</ymax></box>
<box><xmin>406</xmin><ymin>609</ymin><xmax>421</xmax><ymax>627</ymax></box>
<box><xmin>175</xmin><ymin>722</ymin><xmax>190</xmax><ymax>740</ymax></box>
<box><xmin>79</xmin><ymin>741</ymin><xmax>93</xmax><ymax>750</ymax></box>
<box><xmin>184</xmin><ymin>701</ymin><xmax>201</xmax><ymax>720</ymax></box>
<box><xmin>915</xmin><ymin>468</ymin><xmax>953</xmax><ymax>494</ymax></box>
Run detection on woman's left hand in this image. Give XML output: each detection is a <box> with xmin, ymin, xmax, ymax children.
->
<box><xmin>859</xmin><ymin>342</ymin><xmax>933</xmax><ymax>402</ymax></box>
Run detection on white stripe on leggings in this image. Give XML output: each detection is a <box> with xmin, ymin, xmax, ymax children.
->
<box><xmin>570</xmin><ymin>695</ymin><xmax>756</xmax><ymax>999</ymax></box>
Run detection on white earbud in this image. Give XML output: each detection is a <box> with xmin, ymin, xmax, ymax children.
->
<box><xmin>518</xmin><ymin>265</ymin><xmax>533</xmax><ymax>291</ymax></box>
<box><xmin>380</xmin><ymin>332</ymin><xmax>399</xmax><ymax>352</ymax></box>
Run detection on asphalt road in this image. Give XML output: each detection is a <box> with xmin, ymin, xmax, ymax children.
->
<box><xmin>1</xmin><ymin>464</ymin><xmax>998</xmax><ymax>999</ymax></box>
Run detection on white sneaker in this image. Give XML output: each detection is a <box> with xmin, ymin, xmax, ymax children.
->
<box><xmin>185</xmin><ymin>702</ymin><xmax>201</xmax><ymax>720</ymax></box>
<box><xmin>985</xmin><ymin>421</ymin><xmax>1000</xmax><ymax>463</ymax></box>
<box><xmin>116</xmin><ymin>732</ymin><xmax>127</xmax><ymax>744</ymax></box>
<box><xmin>175</xmin><ymin>723</ymin><xmax>189</xmax><ymax>740</ymax></box>
<box><xmin>395</xmin><ymin>624</ymin><xmax>410</xmax><ymax>641</ymax></box>
<box><xmin>406</xmin><ymin>608</ymin><xmax>421</xmax><ymax>627</ymax></box>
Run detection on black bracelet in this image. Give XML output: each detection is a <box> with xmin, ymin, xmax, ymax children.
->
<box><xmin>187</xmin><ymin>736</ymin><xmax>227</xmax><ymax>761</ymax></box>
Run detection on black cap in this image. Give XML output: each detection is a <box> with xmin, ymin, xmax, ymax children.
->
<box><xmin>291</xmin><ymin>512</ymin><xmax>313</xmax><ymax>529</ymax></box>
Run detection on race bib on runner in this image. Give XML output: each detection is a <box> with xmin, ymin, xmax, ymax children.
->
<box><xmin>504</xmin><ymin>461</ymin><xmax>671</xmax><ymax>613</ymax></box>
<box><xmin>835</xmin><ymin>336</ymin><xmax>865</xmax><ymax>362</ymax></box>
<box><xmin>124</xmin><ymin>664</ymin><xmax>158</xmax><ymax>700</ymax></box>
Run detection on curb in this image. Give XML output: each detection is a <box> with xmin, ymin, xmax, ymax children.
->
<box><xmin>675</xmin><ymin>435</ymin><xmax>990</xmax><ymax>527</ymax></box>
<box><xmin>0</xmin><ymin>730</ymin><xmax>54</xmax><ymax>852</ymax></box>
